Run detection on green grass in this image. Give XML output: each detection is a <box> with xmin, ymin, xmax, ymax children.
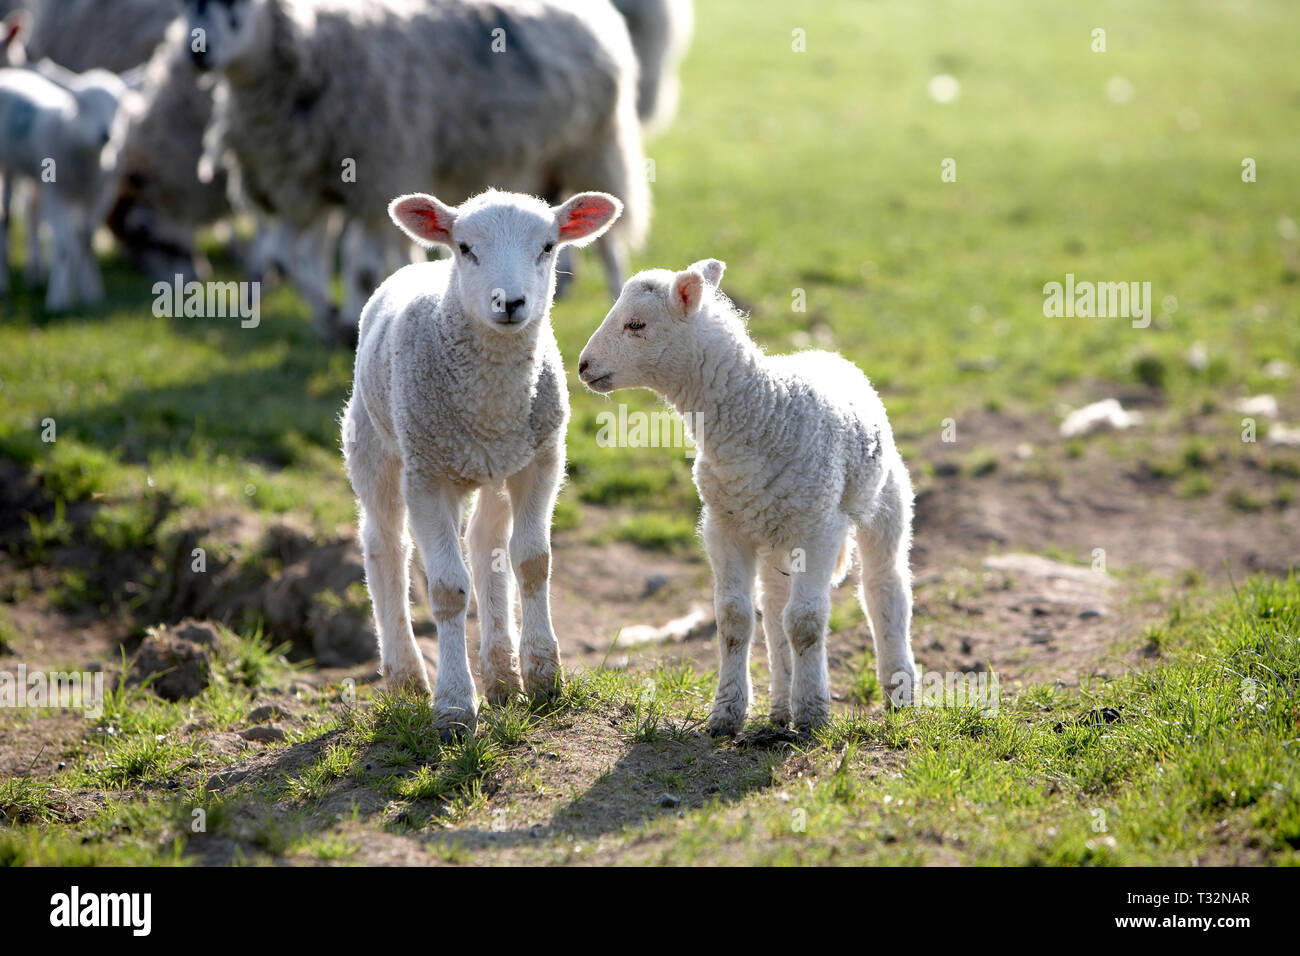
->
<box><xmin>0</xmin><ymin>575</ymin><xmax>1295</xmax><ymax>864</ymax></box>
<box><xmin>1</xmin><ymin>0</ymin><xmax>1295</xmax><ymax>545</ymax></box>
<box><xmin>605</xmin><ymin>574</ymin><xmax>1300</xmax><ymax>864</ymax></box>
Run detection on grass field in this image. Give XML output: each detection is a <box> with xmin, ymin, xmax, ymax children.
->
<box><xmin>1</xmin><ymin>0</ymin><xmax>1298</xmax><ymax>865</ymax></box>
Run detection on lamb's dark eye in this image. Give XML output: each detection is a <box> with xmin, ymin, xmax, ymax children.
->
<box><xmin>542</xmin><ymin>242</ymin><xmax>555</xmax><ymax>254</ymax></box>
<box><xmin>625</xmin><ymin>318</ymin><xmax>646</xmax><ymax>332</ymax></box>
<box><xmin>458</xmin><ymin>243</ymin><xmax>472</xmax><ymax>256</ymax></box>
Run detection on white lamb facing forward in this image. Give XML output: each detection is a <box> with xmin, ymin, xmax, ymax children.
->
<box><xmin>343</xmin><ymin>188</ymin><xmax>622</xmax><ymax>738</ymax></box>
<box><xmin>578</xmin><ymin>260</ymin><xmax>918</xmax><ymax>733</ymax></box>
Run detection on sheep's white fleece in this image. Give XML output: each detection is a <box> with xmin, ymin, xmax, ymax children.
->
<box><xmin>579</xmin><ymin>263</ymin><xmax>918</xmax><ymax>732</ymax></box>
<box><xmin>341</xmin><ymin>188</ymin><xmax>621</xmax><ymax>737</ymax></box>
<box><xmin>351</xmin><ymin>261</ymin><xmax>567</xmax><ymax>490</ymax></box>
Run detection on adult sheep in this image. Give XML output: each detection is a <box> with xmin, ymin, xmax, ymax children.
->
<box><xmin>182</xmin><ymin>0</ymin><xmax>650</xmax><ymax>342</ymax></box>
<box><xmin>105</xmin><ymin>19</ymin><xmax>233</xmax><ymax>282</ymax></box>
<box><xmin>344</xmin><ymin>188</ymin><xmax>622</xmax><ymax>736</ymax></box>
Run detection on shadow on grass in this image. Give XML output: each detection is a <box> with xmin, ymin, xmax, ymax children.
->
<box><xmin>185</xmin><ymin>697</ymin><xmax>795</xmax><ymax>863</ymax></box>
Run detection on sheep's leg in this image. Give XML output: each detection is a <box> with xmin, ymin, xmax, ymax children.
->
<box><xmin>505</xmin><ymin>441</ymin><xmax>564</xmax><ymax>698</ymax></box>
<box><xmin>41</xmin><ymin>191</ymin><xmax>74</xmax><ymax>312</ymax></box>
<box><xmin>702</xmin><ymin>509</ymin><xmax>757</xmax><ymax>736</ymax></box>
<box><xmin>343</xmin><ymin>398</ymin><xmax>429</xmax><ymax>697</ymax></box>
<box><xmin>341</xmin><ymin>223</ymin><xmax>403</xmax><ymax>326</ymax></box>
<box><xmin>595</xmin><ymin>236</ymin><xmax>627</xmax><ymax>301</ymax></box>
<box><xmin>406</xmin><ymin>478</ymin><xmax>478</xmax><ymax>737</ymax></box>
<box><xmin>281</xmin><ymin>221</ymin><xmax>340</xmax><ymax>341</ymax></box>
<box><xmin>467</xmin><ymin>482</ymin><xmax>522</xmax><ymax>704</ymax></box>
<box><xmin>73</xmin><ymin>213</ymin><xmax>103</xmax><ymax>305</ymax></box>
<box><xmin>23</xmin><ymin>183</ymin><xmax>45</xmax><ymax>287</ymax></box>
<box><xmin>784</xmin><ymin>531</ymin><xmax>843</xmax><ymax>733</ymax></box>
<box><xmin>856</xmin><ymin>471</ymin><xmax>917</xmax><ymax>707</ymax></box>
<box><xmin>758</xmin><ymin>563</ymin><xmax>794</xmax><ymax>726</ymax></box>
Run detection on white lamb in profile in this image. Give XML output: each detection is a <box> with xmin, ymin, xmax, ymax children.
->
<box><xmin>578</xmin><ymin>260</ymin><xmax>917</xmax><ymax>733</ymax></box>
<box><xmin>343</xmin><ymin>188</ymin><xmax>622</xmax><ymax>738</ymax></box>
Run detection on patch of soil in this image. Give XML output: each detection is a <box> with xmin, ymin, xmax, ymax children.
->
<box><xmin>911</xmin><ymin>408</ymin><xmax>1300</xmax><ymax>579</ymax></box>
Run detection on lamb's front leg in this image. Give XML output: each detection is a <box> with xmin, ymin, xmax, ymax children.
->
<box><xmin>344</xmin><ymin>398</ymin><xmax>427</xmax><ymax>695</ymax></box>
<box><xmin>406</xmin><ymin>479</ymin><xmax>478</xmax><ymax>738</ymax></box>
<box><xmin>702</xmin><ymin>510</ymin><xmax>757</xmax><ymax>736</ymax></box>
<box><xmin>506</xmin><ymin>442</ymin><xmax>564</xmax><ymax>698</ymax></box>
<box><xmin>468</xmin><ymin>483</ymin><xmax>522</xmax><ymax>704</ymax></box>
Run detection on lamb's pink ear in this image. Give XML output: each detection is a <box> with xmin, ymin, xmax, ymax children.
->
<box><xmin>389</xmin><ymin>194</ymin><xmax>457</xmax><ymax>248</ymax></box>
<box><xmin>669</xmin><ymin>267</ymin><xmax>706</xmax><ymax>320</ymax></box>
<box><xmin>554</xmin><ymin>192</ymin><xmax>623</xmax><ymax>247</ymax></box>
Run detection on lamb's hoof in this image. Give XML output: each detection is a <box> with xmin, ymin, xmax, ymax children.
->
<box><xmin>434</xmin><ymin>706</ymin><xmax>478</xmax><ymax>742</ymax></box>
<box><xmin>881</xmin><ymin>672</ymin><xmax>918</xmax><ymax>710</ymax></box>
<box><xmin>792</xmin><ymin>710</ymin><xmax>831</xmax><ymax>737</ymax></box>
<box><xmin>482</xmin><ymin>644</ymin><xmax>524</xmax><ymax>705</ymax></box>
<box><xmin>523</xmin><ymin>659</ymin><xmax>563</xmax><ymax>701</ymax></box>
<box><xmin>769</xmin><ymin>707</ymin><xmax>792</xmax><ymax>727</ymax></box>
<box><xmin>484</xmin><ymin>671</ymin><xmax>524</xmax><ymax>706</ymax></box>
<box><xmin>382</xmin><ymin>663</ymin><xmax>432</xmax><ymax>698</ymax></box>
<box><xmin>705</xmin><ymin>705</ymin><xmax>746</xmax><ymax>738</ymax></box>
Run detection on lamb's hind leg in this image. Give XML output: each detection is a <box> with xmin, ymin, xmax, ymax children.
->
<box><xmin>468</xmin><ymin>483</ymin><xmax>522</xmax><ymax>704</ymax></box>
<box><xmin>506</xmin><ymin>441</ymin><xmax>564</xmax><ymax>698</ymax></box>
<box><xmin>703</xmin><ymin>509</ymin><xmax>757</xmax><ymax>736</ymax></box>
<box><xmin>785</xmin><ymin>529</ymin><xmax>844</xmax><ymax>733</ymax></box>
<box><xmin>856</xmin><ymin>468</ymin><xmax>917</xmax><ymax>707</ymax></box>
<box><xmin>758</xmin><ymin>563</ymin><xmax>794</xmax><ymax>726</ymax></box>
<box><xmin>343</xmin><ymin>398</ymin><xmax>428</xmax><ymax>696</ymax></box>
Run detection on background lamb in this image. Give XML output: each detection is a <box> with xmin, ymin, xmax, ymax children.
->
<box><xmin>344</xmin><ymin>188</ymin><xmax>621</xmax><ymax>736</ymax></box>
<box><xmin>578</xmin><ymin>259</ymin><xmax>918</xmax><ymax>733</ymax></box>
<box><xmin>183</xmin><ymin>0</ymin><xmax>650</xmax><ymax>342</ymax></box>
<box><xmin>0</xmin><ymin>63</ymin><xmax>130</xmax><ymax>308</ymax></box>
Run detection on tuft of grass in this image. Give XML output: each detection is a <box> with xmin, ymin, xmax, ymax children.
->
<box><xmin>607</xmin><ymin>513</ymin><xmax>698</xmax><ymax>553</ymax></box>
<box><xmin>284</xmin><ymin>741</ymin><xmax>359</xmax><ymax>802</ymax></box>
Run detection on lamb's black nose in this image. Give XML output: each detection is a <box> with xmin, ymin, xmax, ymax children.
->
<box><xmin>578</xmin><ymin>359</ymin><xmax>589</xmax><ymax>375</ymax></box>
<box><xmin>505</xmin><ymin>297</ymin><xmax>526</xmax><ymax>318</ymax></box>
